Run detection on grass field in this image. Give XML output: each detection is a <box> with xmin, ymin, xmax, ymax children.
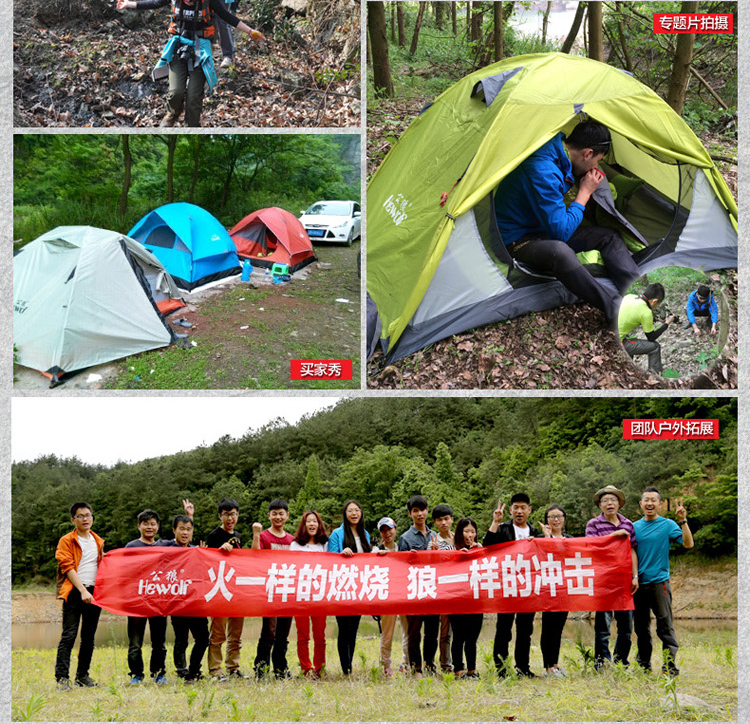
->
<box><xmin>12</xmin><ymin>631</ymin><xmax>736</xmax><ymax>721</ymax></box>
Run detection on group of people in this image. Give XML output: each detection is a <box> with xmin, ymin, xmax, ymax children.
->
<box><xmin>54</xmin><ymin>486</ymin><xmax>692</xmax><ymax>690</ymax></box>
<box><xmin>619</xmin><ymin>282</ymin><xmax>720</xmax><ymax>376</ymax></box>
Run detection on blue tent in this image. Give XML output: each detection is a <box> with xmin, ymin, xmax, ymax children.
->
<box><xmin>129</xmin><ymin>202</ymin><xmax>240</xmax><ymax>291</ymax></box>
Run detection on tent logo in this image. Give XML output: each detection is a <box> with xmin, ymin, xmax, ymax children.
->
<box><xmin>14</xmin><ymin>300</ymin><xmax>28</xmax><ymax>315</ymax></box>
<box><xmin>383</xmin><ymin>193</ymin><xmax>411</xmax><ymax>226</ymax></box>
<box><xmin>138</xmin><ymin>568</ymin><xmax>193</xmax><ymax>597</ymax></box>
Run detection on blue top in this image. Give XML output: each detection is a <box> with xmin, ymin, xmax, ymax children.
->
<box><xmin>494</xmin><ymin>133</ymin><xmax>586</xmax><ymax>246</ymax></box>
<box><xmin>328</xmin><ymin>524</ymin><xmax>370</xmax><ymax>553</ymax></box>
<box><xmin>686</xmin><ymin>290</ymin><xmax>718</xmax><ymax>324</ymax></box>
<box><xmin>633</xmin><ymin>516</ymin><xmax>683</xmax><ymax>585</ymax></box>
<box><xmin>398</xmin><ymin>525</ymin><xmax>437</xmax><ymax>551</ymax></box>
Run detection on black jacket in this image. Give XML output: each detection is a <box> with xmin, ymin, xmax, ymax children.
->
<box><xmin>483</xmin><ymin>520</ymin><xmax>540</xmax><ymax>547</ymax></box>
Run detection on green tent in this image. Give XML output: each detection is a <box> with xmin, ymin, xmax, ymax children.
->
<box><xmin>14</xmin><ymin>226</ymin><xmax>184</xmax><ymax>384</ymax></box>
<box><xmin>367</xmin><ymin>53</ymin><xmax>737</xmax><ymax>363</ymax></box>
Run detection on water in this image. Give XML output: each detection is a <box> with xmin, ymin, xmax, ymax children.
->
<box><xmin>512</xmin><ymin>2</ymin><xmax>580</xmax><ymax>42</ymax></box>
<box><xmin>12</xmin><ymin>615</ymin><xmax>736</xmax><ymax>651</ymax></box>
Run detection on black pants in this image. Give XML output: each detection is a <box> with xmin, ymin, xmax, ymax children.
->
<box><xmin>166</xmin><ymin>57</ymin><xmax>206</xmax><ymax>127</ymax></box>
<box><xmin>510</xmin><ymin>226</ymin><xmax>639</xmax><ymax>321</ymax></box>
<box><xmin>254</xmin><ymin>616</ymin><xmax>292</xmax><ymax>677</ymax></box>
<box><xmin>634</xmin><ymin>581</ymin><xmax>679</xmax><ymax>674</ymax></box>
<box><xmin>594</xmin><ymin>609</ymin><xmax>633</xmax><ymax>666</ymax></box>
<box><xmin>54</xmin><ymin>586</ymin><xmax>101</xmax><ymax>682</ymax></box>
<box><xmin>406</xmin><ymin>614</ymin><xmax>440</xmax><ymax>673</ymax></box>
<box><xmin>449</xmin><ymin>613</ymin><xmax>483</xmax><ymax>672</ymax></box>
<box><xmin>540</xmin><ymin>611</ymin><xmax>568</xmax><ymax>669</ymax></box>
<box><xmin>622</xmin><ymin>338</ymin><xmax>663</xmax><ymax>374</ymax></box>
<box><xmin>127</xmin><ymin>615</ymin><xmax>167</xmax><ymax>678</ymax></box>
<box><xmin>493</xmin><ymin>611</ymin><xmax>535</xmax><ymax>676</ymax></box>
<box><xmin>172</xmin><ymin>616</ymin><xmax>210</xmax><ymax>679</ymax></box>
<box><xmin>335</xmin><ymin>615</ymin><xmax>361</xmax><ymax>675</ymax></box>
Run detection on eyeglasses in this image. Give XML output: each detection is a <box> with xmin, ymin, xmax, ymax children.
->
<box><xmin>220</xmin><ymin>511</ymin><xmax>239</xmax><ymax>518</ymax></box>
<box><xmin>74</xmin><ymin>513</ymin><xmax>93</xmax><ymax>520</ymax></box>
<box><xmin>547</xmin><ymin>515</ymin><xmax>565</xmax><ymax>521</ymax></box>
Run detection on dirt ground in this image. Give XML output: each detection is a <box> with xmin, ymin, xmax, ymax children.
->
<box><xmin>13</xmin><ymin>557</ymin><xmax>736</xmax><ymax>624</ymax></box>
<box><xmin>14</xmin><ymin>242</ymin><xmax>361</xmax><ymax>390</ymax></box>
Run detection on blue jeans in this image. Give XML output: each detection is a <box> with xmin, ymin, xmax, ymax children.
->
<box><xmin>594</xmin><ymin>609</ymin><xmax>633</xmax><ymax>666</ymax></box>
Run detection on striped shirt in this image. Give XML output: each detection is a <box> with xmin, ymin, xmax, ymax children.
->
<box><xmin>585</xmin><ymin>512</ymin><xmax>636</xmax><ymax>548</ymax></box>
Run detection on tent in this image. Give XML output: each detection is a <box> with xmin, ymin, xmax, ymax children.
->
<box><xmin>229</xmin><ymin>207</ymin><xmax>316</xmax><ymax>272</ymax></box>
<box><xmin>128</xmin><ymin>202</ymin><xmax>240</xmax><ymax>291</ymax></box>
<box><xmin>367</xmin><ymin>53</ymin><xmax>738</xmax><ymax>364</ymax></box>
<box><xmin>13</xmin><ymin>226</ymin><xmax>185</xmax><ymax>383</ymax></box>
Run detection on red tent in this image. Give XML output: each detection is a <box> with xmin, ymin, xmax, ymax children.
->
<box><xmin>230</xmin><ymin>207</ymin><xmax>316</xmax><ymax>272</ymax></box>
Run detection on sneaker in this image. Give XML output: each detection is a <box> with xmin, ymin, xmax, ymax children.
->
<box><xmin>56</xmin><ymin>677</ymin><xmax>72</xmax><ymax>692</ymax></box>
<box><xmin>159</xmin><ymin>112</ymin><xmax>178</xmax><ymax>128</ymax></box>
<box><xmin>228</xmin><ymin>670</ymin><xmax>249</xmax><ymax>679</ymax></box>
<box><xmin>220</xmin><ymin>57</ymin><xmax>234</xmax><ymax>69</ymax></box>
<box><xmin>546</xmin><ymin>667</ymin><xmax>566</xmax><ymax>678</ymax></box>
<box><xmin>466</xmin><ymin>671</ymin><xmax>480</xmax><ymax>680</ymax></box>
<box><xmin>74</xmin><ymin>675</ymin><xmax>98</xmax><ymax>687</ymax></box>
<box><xmin>154</xmin><ymin>674</ymin><xmax>168</xmax><ymax>686</ymax></box>
<box><xmin>274</xmin><ymin>670</ymin><xmax>292</xmax><ymax>680</ymax></box>
<box><xmin>129</xmin><ymin>675</ymin><xmax>144</xmax><ymax>685</ymax></box>
<box><xmin>212</xmin><ymin>673</ymin><xmax>228</xmax><ymax>682</ymax></box>
<box><xmin>515</xmin><ymin>668</ymin><xmax>537</xmax><ymax>678</ymax></box>
<box><xmin>383</xmin><ymin>667</ymin><xmax>393</xmax><ymax>679</ymax></box>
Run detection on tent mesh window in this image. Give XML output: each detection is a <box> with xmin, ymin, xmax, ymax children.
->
<box><xmin>144</xmin><ymin>225</ymin><xmax>181</xmax><ymax>250</ymax></box>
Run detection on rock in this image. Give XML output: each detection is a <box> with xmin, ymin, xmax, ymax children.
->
<box><xmin>659</xmin><ymin>693</ymin><xmax>718</xmax><ymax>714</ymax></box>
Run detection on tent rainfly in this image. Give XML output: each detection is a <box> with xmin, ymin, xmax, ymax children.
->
<box><xmin>230</xmin><ymin>207</ymin><xmax>317</xmax><ymax>272</ymax></box>
<box><xmin>366</xmin><ymin>52</ymin><xmax>738</xmax><ymax>363</ymax></box>
<box><xmin>13</xmin><ymin>226</ymin><xmax>185</xmax><ymax>384</ymax></box>
<box><xmin>129</xmin><ymin>202</ymin><xmax>241</xmax><ymax>292</ymax></box>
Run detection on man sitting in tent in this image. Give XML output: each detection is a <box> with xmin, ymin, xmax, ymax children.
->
<box><xmin>618</xmin><ymin>283</ymin><xmax>675</xmax><ymax>376</ymax></box>
<box><xmin>494</xmin><ymin>121</ymin><xmax>640</xmax><ymax>322</ymax></box>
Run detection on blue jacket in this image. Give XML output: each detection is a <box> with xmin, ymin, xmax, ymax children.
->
<box><xmin>686</xmin><ymin>290</ymin><xmax>718</xmax><ymax>324</ymax></box>
<box><xmin>494</xmin><ymin>133</ymin><xmax>585</xmax><ymax>246</ymax></box>
<box><xmin>328</xmin><ymin>524</ymin><xmax>371</xmax><ymax>553</ymax></box>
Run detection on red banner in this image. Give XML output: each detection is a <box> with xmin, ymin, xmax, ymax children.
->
<box><xmin>623</xmin><ymin>419</ymin><xmax>719</xmax><ymax>439</ymax></box>
<box><xmin>93</xmin><ymin>537</ymin><xmax>632</xmax><ymax>618</ymax></box>
<box><xmin>653</xmin><ymin>13</ymin><xmax>733</xmax><ymax>34</ymax></box>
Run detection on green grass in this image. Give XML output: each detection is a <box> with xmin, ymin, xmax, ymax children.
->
<box><xmin>12</xmin><ymin>633</ymin><xmax>736</xmax><ymax>721</ymax></box>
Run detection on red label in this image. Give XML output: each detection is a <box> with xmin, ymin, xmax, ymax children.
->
<box><xmin>623</xmin><ymin>419</ymin><xmax>719</xmax><ymax>439</ymax></box>
<box><xmin>290</xmin><ymin>360</ymin><xmax>353</xmax><ymax>380</ymax></box>
<box><xmin>653</xmin><ymin>13</ymin><xmax>733</xmax><ymax>33</ymax></box>
<box><xmin>93</xmin><ymin>538</ymin><xmax>633</xmax><ymax>618</ymax></box>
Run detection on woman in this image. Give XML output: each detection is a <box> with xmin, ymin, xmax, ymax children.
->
<box><xmin>290</xmin><ymin>511</ymin><xmax>329</xmax><ymax>678</ymax></box>
<box><xmin>537</xmin><ymin>504</ymin><xmax>570</xmax><ymax>678</ymax></box>
<box><xmin>116</xmin><ymin>0</ymin><xmax>264</xmax><ymax>127</ymax></box>
<box><xmin>449</xmin><ymin>517</ymin><xmax>483</xmax><ymax>679</ymax></box>
<box><xmin>327</xmin><ymin>500</ymin><xmax>371</xmax><ymax>676</ymax></box>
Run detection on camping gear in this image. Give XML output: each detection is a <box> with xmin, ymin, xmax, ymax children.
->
<box><xmin>367</xmin><ymin>52</ymin><xmax>738</xmax><ymax>364</ymax></box>
<box><xmin>241</xmin><ymin>258</ymin><xmax>253</xmax><ymax>281</ymax></box>
<box><xmin>13</xmin><ymin>226</ymin><xmax>185</xmax><ymax>384</ymax></box>
<box><xmin>230</xmin><ymin>207</ymin><xmax>316</xmax><ymax>272</ymax></box>
<box><xmin>129</xmin><ymin>202</ymin><xmax>241</xmax><ymax>292</ymax></box>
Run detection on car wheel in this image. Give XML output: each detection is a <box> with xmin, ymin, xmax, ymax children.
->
<box><xmin>345</xmin><ymin>229</ymin><xmax>353</xmax><ymax>247</ymax></box>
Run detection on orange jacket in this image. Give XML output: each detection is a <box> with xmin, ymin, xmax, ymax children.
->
<box><xmin>55</xmin><ymin>529</ymin><xmax>105</xmax><ymax>601</ymax></box>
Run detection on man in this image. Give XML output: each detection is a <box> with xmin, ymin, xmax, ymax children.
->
<box><xmin>207</xmin><ymin>497</ymin><xmax>245</xmax><ymax>681</ymax></box>
<box><xmin>685</xmin><ymin>284</ymin><xmax>718</xmax><ymax>336</ymax></box>
<box><xmin>585</xmin><ymin>486</ymin><xmax>639</xmax><ymax>670</ymax></box>
<box><xmin>398</xmin><ymin>495</ymin><xmax>440</xmax><ymax>676</ymax></box>
<box><xmin>125</xmin><ymin>509</ymin><xmax>169</xmax><ymax>685</ymax></box>
<box><xmin>483</xmin><ymin>493</ymin><xmax>539</xmax><ymax>677</ymax></box>
<box><xmin>633</xmin><ymin>487</ymin><xmax>693</xmax><ymax>675</ymax></box>
<box><xmin>618</xmin><ymin>282</ymin><xmax>675</xmax><ymax>376</ymax></box>
<box><xmin>494</xmin><ymin>120</ymin><xmax>640</xmax><ymax>321</ymax></box>
<box><xmin>54</xmin><ymin>502</ymin><xmax>104</xmax><ymax>691</ymax></box>
<box><xmin>430</xmin><ymin>504</ymin><xmax>455</xmax><ymax>672</ymax></box>
<box><xmin>252</xmin><ymin>498</ymin><xmax>295</xmax><ymax>679</ymax></box>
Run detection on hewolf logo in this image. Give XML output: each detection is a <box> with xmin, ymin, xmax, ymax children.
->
<box><xmin>382</xmin><ymin>194</ymin><xmax>411</xmax><ymax>226</ymax></box>
<box><xmin>14</xmin><ymin>300</ymin><xmax>28</xmax><ymax>314</ymax></box>
<box><xmin>138</xmin><ymin>569</ymin><xmax>193</xmax><ymax>596</ymax></box>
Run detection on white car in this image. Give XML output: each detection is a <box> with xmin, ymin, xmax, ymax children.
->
<box><xmin>299</xmin><ymin>200</ymin><xmax>361</xmax><ymax>246</ymax></box>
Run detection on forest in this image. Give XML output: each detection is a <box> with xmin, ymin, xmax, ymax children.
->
<box><xmin>366</xmin><ymin>1</ymin><xmax>737</xmax><ymax>391</ymax></box>
<box><xmin>13</xmin><ymin>133</ymin><xmax>361</xmax><ymax>247</ymax></box>
<box><xmin>12</xmin><ymin>396</ymin><xmax>737</xmax><ymax>584</ymax></box>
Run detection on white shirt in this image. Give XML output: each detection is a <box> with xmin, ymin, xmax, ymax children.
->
<box><xmin>77</xmin><ymin>534</ymin><xmax>99</xmax><ymax>586</ymax></box>
<box><xmin>513</xmin><ymin>524</ymin><xmax>531</xmax><ymax>540</ymax></box>
<box><xmin>290</xmin><ymin>541</ymin><xmax>328</xmax><ymax>552</ymax></box>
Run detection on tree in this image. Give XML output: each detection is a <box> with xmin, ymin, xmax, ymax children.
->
<box><xmin>667</xmin><ymin>0</ymin><xmax>700</xmax><ymax>114</ymax></box>
<box><xmin>120</xmin><ymin>134</ymin><xmax>131</xmax><ymax>216</ymax></box>
<box><xmin>471</xmin><ymin>0</ymin><xmax>483</xmax><ymax>42</ymax></box>
<box><xmin>390</xmin><ymin>1</ymin><xmax>395</xmax><ymax>41</ymax></box>
<box><xmin>493</xmin><ymin>1</ymin><xmax>503</xmax><ymax>62</ymax></box>
<box><xmin>561</xmin><ymin>1</ymin><xmax>586</xmax><ymax>54</ymax></box>
<box><xmin>541</xmin><ymin>1</ymin><xmax>552</xmax><ymax>46</ymax></box>
<box><xmin>451</xmin><ymin>1</ymin><xmax>457</xmax><ymax>35</ymax></box>
<box><xmin>397</xmin><ymin>2</ymin><xmax>406</xmax><ymax>46</ymax></box>
<box><xmin>369</xmin><ymin>1</ymin><xmax>394</xmax><ymax>97</ymax></box>
<box><xmin>409</xmin><ymin>1</ymin><xmax>427</xmax><ymax>56</ymax></box>
<box><xmin>434</xmin><ymin>1</ymin><xmax>444</xmax><ymax>30</ymax></box>
<box><xmin>588</xmin><ymin>1</ymin><xmax>603</xmax><ymax>61</ymax></box>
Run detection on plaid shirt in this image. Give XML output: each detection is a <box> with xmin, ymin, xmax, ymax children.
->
<box><xmin>585</xmin><ymin>512</ymin><xmax>636</xmax><ymax>548</ymax></box>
